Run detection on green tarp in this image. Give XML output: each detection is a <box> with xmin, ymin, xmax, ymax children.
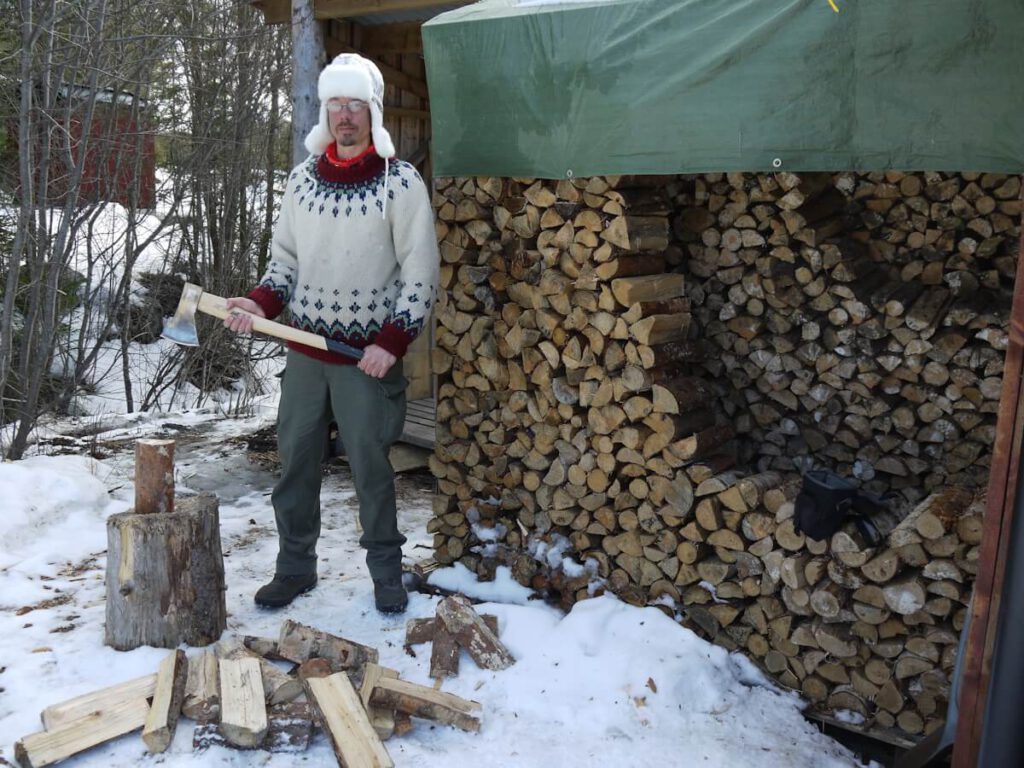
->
<box><xmin>422</xmin><ymin>0</ymin><xmax>1024</xmax><ymax>178</ymax></box>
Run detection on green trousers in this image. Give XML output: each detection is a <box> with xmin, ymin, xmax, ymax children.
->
<box><xmin>272</xmin><ymin>350</ymin><xmax>407</xmax><ymax>579</ymax></box>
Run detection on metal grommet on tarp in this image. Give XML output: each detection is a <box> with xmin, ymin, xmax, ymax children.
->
<box><xmin>566</xmin><ymin>169</ymin><xmax>574</xmax><ymax>179</ymax></box>
<box><xmin>772</xmin><ymin>157</ymin><xmax>783</xmax><ymax>168</ymax></box>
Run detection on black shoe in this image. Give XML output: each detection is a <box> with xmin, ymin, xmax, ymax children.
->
<box><xmin>373</xmin><ymin>575</ymin><xmax>408</xmax><ymax>614</ymax></box>
<box><xmin>254</xmin><ymin>573</ymin><xmax>317</xmax><ymax>608</ymax></box>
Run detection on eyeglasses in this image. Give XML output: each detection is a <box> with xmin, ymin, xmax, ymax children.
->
<box><xmin>326</xmin><ymin>99</ymin><xmax>368</xmax><ymax>114</ymax></box>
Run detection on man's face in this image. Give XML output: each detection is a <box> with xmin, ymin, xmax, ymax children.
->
<box><xmin>327</xmin><ymin>98</ymin><xmax>371</xmax><ymax>149</ymax></box>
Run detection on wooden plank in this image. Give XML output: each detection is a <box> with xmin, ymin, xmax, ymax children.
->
<box><xmin>369</xmin><ymin>677</ymin><xmax>481</xmax><ymax>732</ymax></box>
<box><xmin>300</xmin><ymin>658</ymin><xmax>394</xmax><ymax>767</ymax></box>
<box><xmin>219</xmin><ymin>658</ymin><xmax>268</xmax><ymax>749</ymax></box>
<box><xmin>804</xmin><ymin>710</ymin><xmax>917</xmax><ymax>751</ymax></box>
<box><xmin>253</xmin><ymin>0</ymin><xmax>475</xmax><ymax>25</ymax></box>
<box><xmin>360</xmin><ymin>22</ymin><xmax>423</xmax><ymax>55</ymax></box>
<box><xmin>402</xmin><ymin>394</ymin><xmax>436</xmax><ymax>447</ymax></box>
<box><xmin>953</xmin><ymin>221</ymin><xmax>1024</xmax><ymax>767</ymax></box>
<box><xmin>317</xmin><ymin>0</ymin><xmax>473</xmax><ymax>18</ymax></box>
<box><xmin>16</xmin><ymin>698</ymin><xmax>150</xmax><ymax>768</ymax></box>
<box><xmin>182</xmin><ymin>649</ymin><xmax>220</xmax><ymax>723</ymax></box>
<box><xmin>407</xmin><ymin>398</ymin><xmax>436</xmax><ymax>416</ymax></box>
<box><xmin>401</xmin><ymin>418</ymin><xmax>435</xmax><ymax>448</ymax></box>
<box><xmin>40</xmin><ymin>674</ymin><xmax>156</xmax><ymax>731</ymax></box>
<box><xmin>385</xmin><ymin>106</ymin><xmax>430</xmax><ymax>121</ymax></box>
<box><xmin>142</xmin><ymin>649</ymin><xmax>188</xmax><ymax>753</ymax></box>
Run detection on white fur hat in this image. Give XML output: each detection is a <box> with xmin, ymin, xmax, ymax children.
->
<box><xmin>303</xmin><ymin>53</ymin><xmax>396</xmax><ymax>159</ymax></box>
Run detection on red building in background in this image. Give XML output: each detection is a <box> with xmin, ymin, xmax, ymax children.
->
<box><xmin>13</xmin><ymin>85</ymin><xmax>156</xmax><ymax>209</ymax></box>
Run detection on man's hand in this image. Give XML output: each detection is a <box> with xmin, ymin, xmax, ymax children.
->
<box><xmin>359</xmin><ymin>344</ymin><xmax>397</xmax><ymax>379</ymax></box>
<box><xmin>223</xmin><ymin>297</ymin><xmax>266</xmax><ymax>334</ymax></box>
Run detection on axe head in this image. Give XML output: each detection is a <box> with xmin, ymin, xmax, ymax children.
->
<box><xmin>161</xmin><ymin>282</ymin><xmax>203</xmax><ymax>347</ymax></box>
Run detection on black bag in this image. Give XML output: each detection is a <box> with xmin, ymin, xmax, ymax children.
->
<box><xmin>794</xmin><ymin>470</ymin><xmax>857</xmax><ymax>541</ymax></box>
<box><xmin>794</xmin><ymin>470</ymin><xmax>891</xmax><ymax>544</ymax></box>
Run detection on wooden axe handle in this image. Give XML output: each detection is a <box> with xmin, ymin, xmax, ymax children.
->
<box><xmin>197</xmin><ymin>291</ymin><xmax>363</xmax><ymax>359</ymax></box>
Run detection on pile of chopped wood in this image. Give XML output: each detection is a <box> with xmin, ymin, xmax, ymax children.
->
<box><xmin>406</xmin><ymin>595</ymin><xmax>515</xmax><ymax>679</ymax></box>
<box><xmin>674</xmin><ymin>171</ymin><xmax>1018</xmax><ymax>501</ymax></box>
<box><xmin>672</xmin><ymin>480</ymin><xmax>982</xmax><ymax>739</ymax></box>
<box><xmin>15</xmin><ymin>616</ymin><xmax>492</xmax><ymax>767</ymax></box>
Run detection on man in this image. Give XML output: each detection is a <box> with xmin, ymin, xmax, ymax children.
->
<box><xmin>224</xmin><ymin>53</ymin><xmax>439</xmax><ymax>613</ymax></box>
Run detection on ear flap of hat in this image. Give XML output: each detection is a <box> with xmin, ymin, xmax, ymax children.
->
<box><xmin>370</xmin><ymin>103</ymin><xmax>396</xmax><ymax>159</ymax></box>
<box><xmin>303</xmin><ymin>102</ymin><xmax>333</xmax><ymax>156</ymax></box>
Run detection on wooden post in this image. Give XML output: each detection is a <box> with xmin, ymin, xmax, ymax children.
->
<box><xmin>292</xmin><ymin>0</ymin><xmax>325</xmax><ymax>165</ymax></box>
<box><xmin>134</xmin><ymin>439</ymin><xmax>175</xmax><ymax>515</ymax></box>
<box><xmin>953</xmin><ymin>207</ymin><xmax>1024</xmax><ymax>767</ymax></box>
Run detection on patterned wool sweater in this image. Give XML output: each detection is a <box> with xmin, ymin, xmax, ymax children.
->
<box><xmin>249</xmin><ymin>144</ymin><xmax>439</xmax><ymax>365</ymax></box>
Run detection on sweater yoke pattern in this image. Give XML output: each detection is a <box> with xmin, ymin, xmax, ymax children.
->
<box><xmin>295</xmin><ymin>159</ymin><xmax>411</xmax><ymax>218</ymax></box>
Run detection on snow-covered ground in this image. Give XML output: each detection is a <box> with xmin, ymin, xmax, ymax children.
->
<box><xmin>0</xmin><ymin>407</ymin><xmax>874</xmax><ymax>767</ymax></box>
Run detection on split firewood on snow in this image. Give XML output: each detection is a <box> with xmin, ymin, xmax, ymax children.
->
<box><xmin>277</xmin><ymin>619</ymin><xmax>379</xmax><ymax>681</ymax></box>
<box><xmin>182</xmin><ymin>649</ymin><xmax>220</xmax><ymax>723</ymax></box>
<box><xmin>430</xmin><ymin>624</ymin><xmax>462</xmax><ymax>679</ymax></box>
<box><xmin>369</xmin><ymin>676</ymin><xmax>482</xmax><ymax>733</ymax></box>
<box><xmin>39</xmin><ymin>673</ymin><xmax>157</xmax><ymax>731</ymax></box>
<box><xmin>16</xmin><ymin>698</ymin><xmax>151</xmax><ymax>768</ymax></box>
<box><xmin>405</xmin><ymin>613</ymin><xmax>501</xmax><ymax>679</ymax></box>
<box><xmin>405</xmin><ymin>614</ymin><xmax>500</xmax><ymax>646</ymax></box>
<box><xmin>142</xmin><ymin>649</ymin><xmax>188</xmax><ymax>754</ymax></box>
<box><xmin>360</xmin><ymin>662</ymin><xmax>413</xmax><ymax>740</ymax></box>
<box><xmin>218</xmin><ymin>657</ymin><xmax>268</xmax><ymax>748</ymax></box>
<box><xmin>242</xmin><ymin>635</ymin><xmax>287</xmax><ymax>661</ymax></box>
<box><xmin>215</xmin><ymin>637</ymin><xmax>303</xmax><ymax>705</ymax></box>
<box><xmin>299</xmin><ymin>658</ymin><xmax>394</xmax><ymax>768</ymax></box>
<box><xmin>193</xmin><ymin>701</ymin><xmax>314</xmax><ymax>753</ymax></box>
<box><xmin>436</xmin><ymin>595</ymin><xmax>515</xmax><ymax>671</ymax></box>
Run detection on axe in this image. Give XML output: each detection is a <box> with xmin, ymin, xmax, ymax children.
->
<box><xmin>162</xmin><ymin>283</ymin><xmax>364</xmax><ymax>360</ymax></box>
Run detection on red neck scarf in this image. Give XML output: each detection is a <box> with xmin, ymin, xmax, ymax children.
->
<box><xmin>325</xmin><ymin>142</ymin><xmax>377</xmax><ymax>168</ymax></box>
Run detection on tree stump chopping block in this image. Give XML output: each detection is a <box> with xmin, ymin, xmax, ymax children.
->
<box><xmin>105</xmin><ymin>473</ymin><xmax>226</xmax><ymax>650</ymax></box>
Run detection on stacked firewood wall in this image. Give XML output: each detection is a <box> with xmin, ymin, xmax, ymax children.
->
<box><xmin>429</xmin><ymin>173</ymin><xmax>733</xmax><ymax>590</ymax></box>
<box><xmin>673</xmin><ymin>172</ymin><xmax>1020</xmax><ymax>504</ymax></box>
<box><xmin>428</xmin><ymin>171</ymin><xmax>1017</xmax><ymax>740</ymax></box>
